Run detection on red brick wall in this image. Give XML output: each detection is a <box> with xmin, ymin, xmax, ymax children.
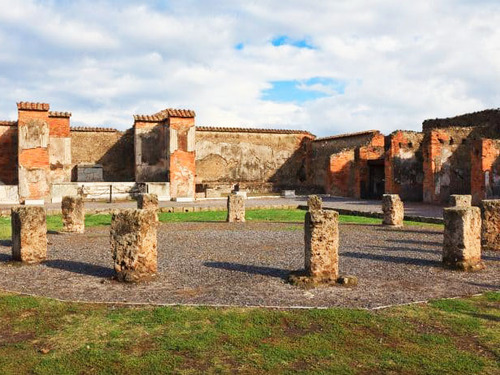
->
<box><xmin>48</xmin><ymin>116</ymin><xmax>70</xmax><ymax>137</ymax></box>
<box><xmin>471</xmin><ymin>139</ymin><xmax>500</xmax><ymax>204</ymax></box>
<box><xmin>327</xmin><ymin>149</ymin><xmax>355</xmax><ymax>196</ymax></box>
<box><xmin>355</xmin><ymin>133</ymin><xmax>385</xmax><ymax>199</ymax></box>
<box><xmin>0</xmin><ymin>124</ymin><xmax>18</xmax><ymax>184</ymax></box>
<box><xmin>168</xmin><ymin>116</ymin><xmax>195</xmax><ymax>198</ymax></box>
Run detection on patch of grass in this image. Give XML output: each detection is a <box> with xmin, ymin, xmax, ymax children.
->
<box><xmin>0</xmin><ymin>292</ymin><xmax>497</xmax><ymax>374</ymax></box>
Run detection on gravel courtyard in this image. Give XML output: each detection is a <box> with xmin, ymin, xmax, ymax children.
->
<box><xmin>0</xmin><ymin>222</ymin><xmax>498</xmax><ymax>309</ymax></box>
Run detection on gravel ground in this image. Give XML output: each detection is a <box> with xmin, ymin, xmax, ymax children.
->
<box><xmin>0</xmin><ymin>222</ymin><xmax>498</xmax><ymax>309</ymax></box>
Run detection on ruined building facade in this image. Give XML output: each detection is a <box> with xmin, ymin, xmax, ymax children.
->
<box><xmin>0</xmin><ymin>101</ymin><xmax>499</xmax><ymax>204</ymax></box>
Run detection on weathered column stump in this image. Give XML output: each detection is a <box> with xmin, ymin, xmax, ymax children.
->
<box><xmin>307</xmin><ymin>195</ymin><xmax>322</xmax><ymax>211</ymax></box>
<box><xmin>382</xmin><ymin>194</ymin><xmax>404</xmax><ymax>227</ymax></box>
<box><xmin>289</xmin><ymin>209</ymin><xmax>357</xmax><ymax>288</ymax></box>
<box><xmin>449</xmin><ymin>194</ymin><xmax>472</xmax><ymax>207</ymax></box>
<box><xmin>110</xmin><ymin>209</ymin><xmax>158</xmax><ymax>282</ymax></box>
<box><xmin>443</xmin><ymin>206</ymin><xmax>485</xmax><ymax>271</ymax></box>
<box><xmin>480</xmin><ymin>199</ymin><xmax>500</xmax><ymax>251</ymax></box>
<box><xmin>11</xmin><ymin>206</ymin><xmax>47</xmax><ymax>263</ymax></box>
<box><xmin>227</xmin><ymin>193</ymin><xmax>245</xmax><ymax>223</ymax></box>
<box><xmin>137</xmin><ymin>193</ymin><xmax>159</xmax><ymax>211</ymax></box>
<box><xmin>61</xmin><ymin>196</ymin><xmax>85</xmax><ymax>233</ymax></box>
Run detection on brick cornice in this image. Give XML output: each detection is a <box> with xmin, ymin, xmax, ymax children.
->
<box><xmin>48</xmin><ymin>111</ymin><xmax>72</xmax><ymax>118</ymax></box>
<box><xmin>17</xmin><ymin>102</ymin><xmax>50</xmax><ymax>111</ymax></box>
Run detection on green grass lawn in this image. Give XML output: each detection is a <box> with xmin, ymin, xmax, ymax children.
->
<box><xmin>0</xmin><ymin>209</ymin><xmax>441</xmax><ymax>240</ymax></box>
<box><xmin>0</xmin><ymin>291</ymin><xmax>497</xmax><ymax>374</ymax></box>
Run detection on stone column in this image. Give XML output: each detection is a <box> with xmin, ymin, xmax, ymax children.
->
<box><xmin>481</xmin><ymin>199</ymin><xmax>500</xmax><ymax>251</ymax></box>
<box><xmin>61</xmin><ymin>196</ymin><xmax>85</xmax><ymax>233</ymax></box>
<box><xmin>227</xmin><ymin>193</ymin><xmax>245</xmax><ymax>222</ymax></box>
<box><xmin>307</xmin><ymin>195</ymin><xmax>322</xmax><ymax>211</ymax></box>
<box><xmin>449</xmin><ymin>195</ymin><xmax>472</xmax><ymax>207</ymax></box>
<box><xmin>443</xmin><ymin>206</ymin><xmax>485</xmax><ymax>271</ymax></box>
<box><xmin>110</xmin><ymin>209</ymin><xmax>158</xmax><ymax>282</ymax></box>
<box><xmin>382</xmin><ymin>194</ymin><xmax>404</xmax><ymax>227</ymax></box>
<box><xmin>137</xmin><ymin>193</ymin><xmax>159</xmax><ymax>211</ymax></box>
<box><xmin>11</xmin><ymin>206</ymin><xmax>47</xmax><ymax>263</ymax></box>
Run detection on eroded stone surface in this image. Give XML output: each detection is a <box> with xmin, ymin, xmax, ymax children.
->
<box><xmin>449</xmin><ymin>195</ymin><xmax>472</xmax><ymax>207</ymax></box>
<box><xmin>11</xmin><ymin>206</ymin><xmax>47</xmax><ymax>263</ymax></box>
<box><xmin>481</xmin><ymin>199</ymin><xmax>500</xmax><ymax>251</ymax></box>
<box><xmin>227</xmin><ymin>193</ymin><xmax>245</xmax><ymax>222</ymax></box>
<box><xmin>443</xmin><ymin>206</ymin><xmax>485</xmax><ymax>271</ymax></box>
<box><xmin>382</xmin><ymin>194</ymin><xmax>404</xmax><ymax>227</ymax></box>
<box><xmin>137</xmin><ymin>193</ymin><xmax>159</xmax><ymax>211</ymax></box>
<box><xmin>61</xmin><ymin>196</ymin><xmax>85</xmax><ymax>233</ymax></box>
<box><xmin>307</xmin><ymin>195</ymin><xmax>322</xmax><ymax>211</ymax></box>
<box><xmin>110</xmin><ymin>209</ymin><xmax>158</xmax><ymax>282</ymax></box>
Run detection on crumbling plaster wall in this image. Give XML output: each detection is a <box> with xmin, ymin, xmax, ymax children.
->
<box><xmin>0</xmin><ymin>123</ymin><xmax>18</xmax><ymax>185</ymax></box>
<box><xmin>195</xmin><ymin>129</ymin><xmax>313</xmax><ymax>191</ymax></box>
<box><xmin>134</xmin><ymin>121</ymin><xmax>168</xmax><ymax>182</ymax></box>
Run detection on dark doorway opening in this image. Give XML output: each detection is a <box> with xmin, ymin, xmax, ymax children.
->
<box><xmin>367</xmin><ymin>159</ymin><xmax>385</xmax><ymax>199</ymax></box>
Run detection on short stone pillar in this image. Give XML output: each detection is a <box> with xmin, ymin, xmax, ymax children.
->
<box><xmin>443</xmin><ymin>206</ymin><xmax>485</xmax><ymax>271</ymax></box>
<box><xmin>307</xmin><ymin>195</ymin><xmax>322</xmax><ymax>211</ymax></box>
<box><xmin>481</xmin><ymin>199</ymin><xmax>500</xmax><ymax>251</ymax></box>
<box><xmin>11</xmin><ymin>206</ymin><xmax>47</xmax><ymax>263</ymax></box>
<box><xmin>382</xmin><ymin>194</ymin><xmax>404</xmax><ymax>227</ymax></box>
<box><xmin>110</xmin><ymin>209</ymin><xmax>158</xmax><ymax>282</ymax></box>
<box><xmin>137</xmin><ymin>193</ymin><xmax>159</xmax><ymax>211</ymax></box>
<box><xmin>227</xmin><ymin>193</ymin><xmax>245</xmax><ymax>222</ymax></box>
<box><xmin>61</xmin><ymin>196</ymin><xmax>85</xmax><ymax>233</ymax></box>
<box><xmin>449</xmin><ymin>195</ymin><xmax>472</xmax><ymax>207</ymax></box>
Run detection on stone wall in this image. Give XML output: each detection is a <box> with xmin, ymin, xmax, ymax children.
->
<box><xmin>471</xmin><ymin>139</ymin><xmax>500</xmax><ymax>204</ymax></box>
<box><xmin>0</xmin><ymin>122</ymin><xmax>18</xmax><ymax>185</ymax></box>
<box><xmin>71</xmin><ymin>127</ymin><xmax>134</xmax><ymax>182</ymax></box>
<box><xmin>48</xmin><ymin>112</ymin><xmax>72</xmax><ymax>184</ymax></box>
<box><xmin>196</xmin><ymin>127</ymin><xmax>313</xmax><ymax>192</ymax></box>
<box><xmin>133</xmin><ymin>117</ymin><xmax>168</xmax><ymax>182</ymax></box>
<box><xmin>385</xmin><ymin>131</ymin><xmax>424</xmax><ymax>201</ymax></box>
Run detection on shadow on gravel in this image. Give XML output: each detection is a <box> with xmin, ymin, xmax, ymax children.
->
<box><xmin>0</xmin><ymin>240</ymin><xmax>11</xmax><ymax>247</ymax></box>
<box><xmin>45</xmin><ymin>259</ymin><xmax>114</xmax><ymax>277</ymax></box>
<box><xmin>203</xmin><ymin>261</ymin><xmax>289</xmax><ymax>279</ymax></box>
<box><xmin>0</xmin><ymin>253</ymin><xmax>11</xmax><ymax>262</ymax></box>
<box><xmin>385</xmin><ymin>239</ymin><xmax>442</xmax><ymax>247</ymax></box>
<box><xmin>366</xmin><ymin>244</ymin><xmax>439</xmax><ymax>255</ymax></box>
<box><xmin>374</xmin><ymin>228</ymin><xmax>443</xmax><ymax>235</ymax></box>
<box><xmin>467</xmin><ymin>281</ymin><xmax>500</xmax><ymax>289</ymax></box>
<box><xmin>342</xmin><ymin>251</ymin><xmax>441</xmax><ymax>267</ymax></box>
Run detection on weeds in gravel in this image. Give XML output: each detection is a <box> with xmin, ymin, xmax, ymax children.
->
<box><xmin>0</xmin><ymin>291</ymin><xmax>497</xmax><ymax>374</ymax></box>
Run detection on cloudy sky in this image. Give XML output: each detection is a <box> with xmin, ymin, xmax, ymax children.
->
<box><xmin>0</xmin><ymin>0</ymin><xmax>499</xmax><ymax>136</ymax></box>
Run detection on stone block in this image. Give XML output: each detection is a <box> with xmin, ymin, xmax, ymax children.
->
<box><xmin>281</xmin><ymin>190</ymin><xmax>296</xmax><ymax>198</ymax></box>
<box><xmin>11</xmin><ymin>206</ymin><xmax>47</xmax><ymax>263</ymax></box>
<box><xmin>307</xmin><ymin>195</ymin><xmax>322</xmax><ymax>211</ymax></box>
<box><xmin>382</xmin><ymin>194</ymin><xmax>404</xmax><ymax>227</ymax></box>
<box><xmin>449</xmin><ymin>195</ymin><xmax>472</xmax><ymax>207</ymax></box>
<box><xmin>443</xmin><ymin>206</ymin><xmax>484</xmax><ymax>271</ymax></box>
<box><xmin>227</xmin><ymin>193</ymin><xmax>245</xmax><ymax>222</ymax></box>
<box><xmin>481</xmin><ymin>199</ymin><xmax>500</xmax><ymax>251</ymax></box>
<box><xmin>110</xmin><ymin>209</ymin><xmax>158</xmax><ymax>282</ymax></box>
<box><xmin>137</xmin><ymin>193</ymin><xmax>159</xmax><ymax>211</ymax></box>
<box><xmin>61</xmin><ymin>196</ymin><xmax>85</xmax><ymax>233</ymax></box>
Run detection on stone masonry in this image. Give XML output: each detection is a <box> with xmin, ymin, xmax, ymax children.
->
<box><xmin>137</xmin><ymin>193</ymin><xmax>159</xmax><ymax>211</ymax></box>
<box><xmin>443</xmin><ymin>206</ymin><xmax>485</xmax><ymax>271</ymax></box>
<box><xmin>227</xmin><ymin>193</ymin><xmax>245</xmax><ymax>222</ymax></box>
<box><xmin>382</xmin><ymin>194</ymin><xmax>404</xmax><ymax>227</ymax></box>
<box><xmin>110</xmin><ymin>209</ymin><xmax>158</xmax><ymax>282</ymax></box>
<box><xmin>480</xmin><ymin>199</ymin><xmax>500</xmax><ymax>251</ymax></box>
<box><xmin>11</xmin><ymin>206</ymin><xmax>47</xmax><ymax>263</ymax></box>
<box><xmin>449</xmin><ymin>194</ymin><xmax>472</xmax><ymax>207</ymax></box>
<box><xmin>307</xmin><ymin>195</ymin><xmax>322</xmax><ymax>211</ymax></box>
<box><xmin>61</xmin><ymin>196</ymin><xmax>85</xmax><ymax>233</ymax></box>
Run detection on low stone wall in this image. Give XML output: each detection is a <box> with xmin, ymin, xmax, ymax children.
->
<box><xmin>0</xmin><ymin>185</ymin><xmax>19</xmax><ymax>204</ymax></box>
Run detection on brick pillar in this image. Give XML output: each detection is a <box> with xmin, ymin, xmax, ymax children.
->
<box><xmin>48</xmin><ymin>111</ymin><xmax>72</xmax><ymax>184</ymax></box>
<box><xmin>110</xmin><ymin>209</ymin><xmax>158</xmax><ymax>282</ymax></box>
<box><xmin>443</xmin><ymin>206</ymin><xmax>484</xmax><ymax>271</ymax></box>
<box><xmin>61</xmin><ymin>196</ymin><xmax>85</xmax><ymax>233</ymax></box>
<box><xmin>382</xmin><ymin>194</ymin><xmax>404</xmax><ymax>227</ymax></box>
<box><xmin>11</xmin><ymin>206</ymin><xmax>47</xmax><ymax>263</ymax></box>
<box><xmin>227</xmin><ymin>193</ymin><xmax>245</xmax><ymax>222</ymax></box>
<box><xmin>17</xmin><ymin>102</ymin><xmax>50</xmax><ymax>203</ymax></box>
<box><xmin>481</xmin><ymin>199</ymin><xmax>500</xmax><ymax>251</ymax></box>
<box><xmin>137</xmin><ymin>193</ymin><xmax>159</xmax><ymax>211</ymax></box>
<box><xmin>449</xmin><ymin>194</ymin><xmax>471</xmax><ymax>207</ymax></box>
<box><xmin>167</xmin><ymin>110</ymin><xmax>196</xmax><ymax>200</ymax></box>
<box><xmin>423</xmin><ymin>130</ymin><xmax>445</xmax><ymax>204</ymax></box>
<box><xmin>471</xmin><ymin>139</ymin><xmax>500</xmax><ymax>205</ymax></box>
<box><xmin>307</xmin><ymin>195</ymin><xmax>322</xmax><ymax>211</ymax></box>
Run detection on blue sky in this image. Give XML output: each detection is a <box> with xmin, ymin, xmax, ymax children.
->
<box><xmin>0</xmin><ymin>0</ymin><xmax>499</xmax><ymax>136</ymax></box>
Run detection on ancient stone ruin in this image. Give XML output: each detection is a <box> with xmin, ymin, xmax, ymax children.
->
<box><xmin>11</xmin><ymin>206</ymin><xmax>47</xmax><ymax>263</ymax></box>
<box><xmin>137</xmin><ymin>193</ymin><xmax>159</xmax><ymax>211</ymax></box>
<box><xmin>449</xmin><ymin>194</ymin><xmax>472</xmax><ymax>207</ymax></box>
<box><xmin>307</xmin><ymin>195</ymin><xmax>323</xmax><ymax>211</ymax></box>
<box><xmin>227</xmin><ymin>193</ymin><xmax>245</xmax><ymax>223</ymax></box>
<box><xmin>382</xmin><ymin>194</ymin><xmax>404</xmax><ymax>227</ymax></box>
<box><xmin>110</xmin><ymin>209</ymin><xmax>158</xmax><ymax>282</ymax></box>
<box><xmin>480</xmin><ymin>199</ymin><xmax>500</xmax><ymax>251</ymax></box>
<box><xmin>443</xmin><ymin>206</ymin><xmax>485</xmax><ymax>271</ymax></box>
<box><xmin>61</xmin><ymin>195</ymin><xmax>85</xmax><ymax>233</ymax></box>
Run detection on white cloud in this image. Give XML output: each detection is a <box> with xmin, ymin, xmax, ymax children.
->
<box><xmin>0</xmin><ymin>0</ymin><xmax>499</xmax><ymax>136</ymax></box>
